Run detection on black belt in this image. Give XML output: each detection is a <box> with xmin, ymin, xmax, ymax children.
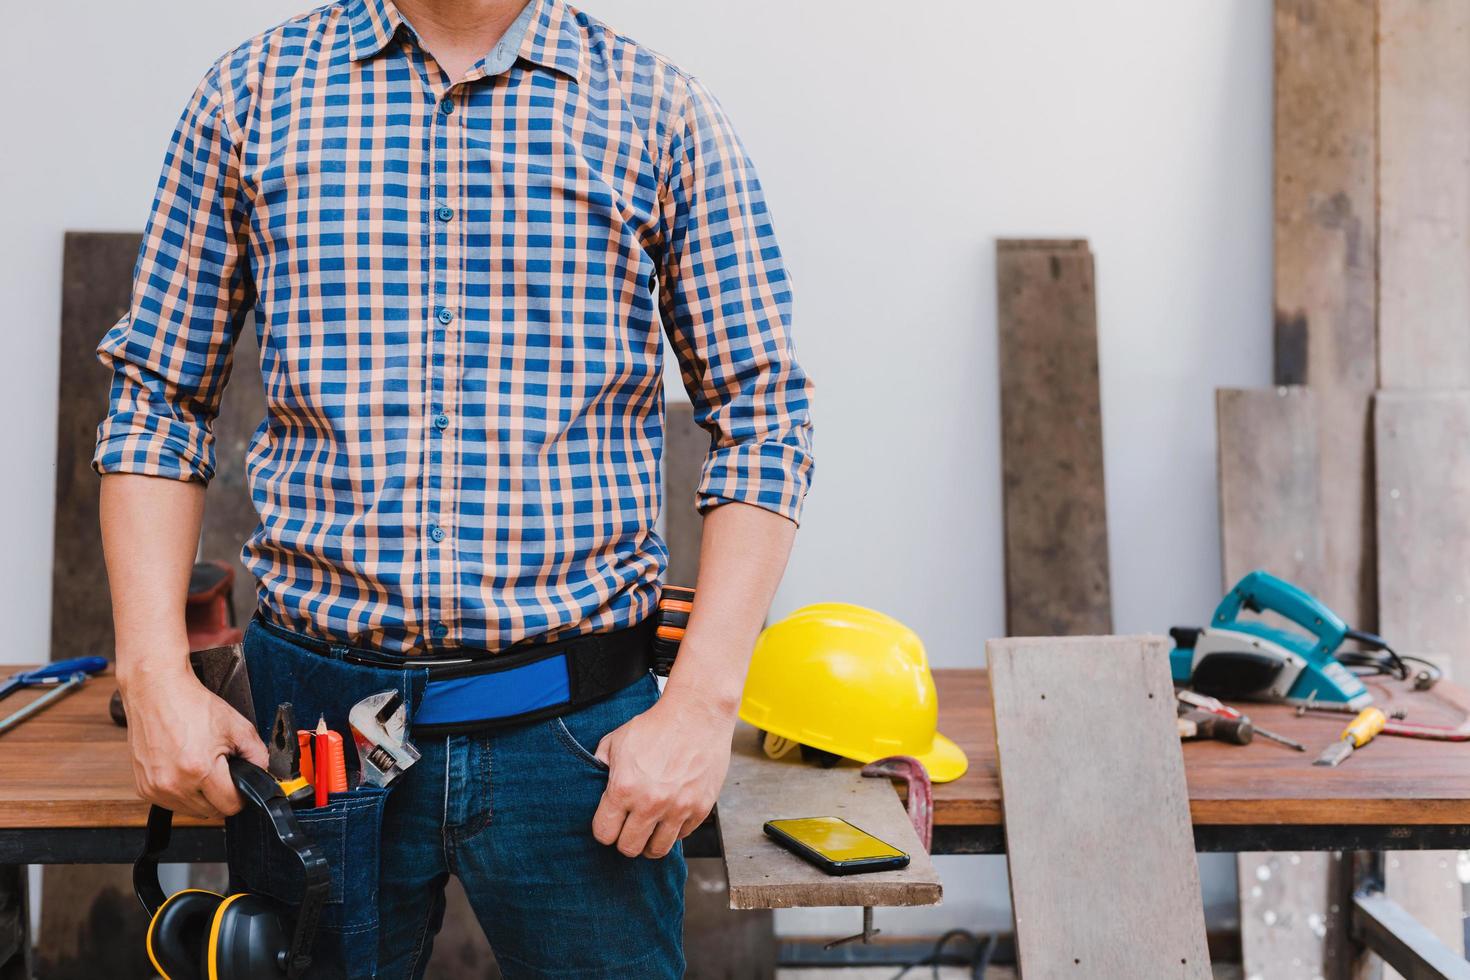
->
<box><xmin>256</xmin><ymin>614</ymin><xmax>659</xmax><ymax>735</ymax></box>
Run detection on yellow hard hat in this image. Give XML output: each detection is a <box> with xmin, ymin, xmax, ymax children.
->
<box><xmin>739</xmin><ymin>603</ymin><xmax>968</xmax><ymax>783</ymax></box>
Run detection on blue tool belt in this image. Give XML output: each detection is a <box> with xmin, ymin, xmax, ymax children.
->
<box><xmin>255</xmin><ymin>614</ymin><xmax>659</xmax><ymax>734</ymax></box>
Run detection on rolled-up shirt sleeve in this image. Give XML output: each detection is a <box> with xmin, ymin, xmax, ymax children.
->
<box><xmin>657</xmin><ymin>75</ymin><xmax>814</xmax><ymax>525</ymax></box>
<box><xmin>92</xmin><ymin>64</ymin><xmax>252</xmax><ymax>485</ymax></box>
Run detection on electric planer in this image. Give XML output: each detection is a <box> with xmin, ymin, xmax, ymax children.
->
<box><xmin>1170</xmin><ymin>570</ymin><xmax>1375</xmax><ymax>709</ymax></box>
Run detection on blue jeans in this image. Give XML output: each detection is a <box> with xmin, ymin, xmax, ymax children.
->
<box><xmin>232</xmin><ymin>619</ymin><xmax>687</xmax><ymax>979</ymax></box>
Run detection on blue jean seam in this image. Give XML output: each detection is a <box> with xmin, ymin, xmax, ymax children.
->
<box><xmin>549</xmin><ymin>717</ymin><xmax>610</xmax><ymax>772</ymax></box>
<box><xmin>449</xmin><ymin>733</ymin><xmax>494</xmax><ymax>844</ymax></box>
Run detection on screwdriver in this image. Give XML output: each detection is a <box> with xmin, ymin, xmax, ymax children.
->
<box><xmin>1314</xmin><ymin>706</ymin><xmax>1387</xmax><ymax>767</ymax></box>
<box><xmin>1177</xmin><ymin>690</ymin><xmax>1306</xmax><ymax>752</ymax></box>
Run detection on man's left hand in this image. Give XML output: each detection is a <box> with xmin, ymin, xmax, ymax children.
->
<box><xmin>592</xmin><ymin>691</ymin><xmax>735</xmax><ymax>859</ymax></box>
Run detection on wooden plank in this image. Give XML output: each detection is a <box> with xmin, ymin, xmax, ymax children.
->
<box><xmin>1374</xmin><ymin>390</ymin><xmax>1470</xmax><ymax>974</ymax></box>
<box><xmin>1217</xmin><ymin>387</ymin><xmax>1324</xmax><ymax>592</ymax></box>
<box><xmin>1216</xmin><ymin>385</ymin><xmax>1337</xmax><ymax>979</ymax></box>
<box><xmin>1273</xmin><ymin>0</ymin><xmax>1379</xmax><ymax>630</ymax></box>
<box><xmin>662</xmin><ymin>399</ymin><xmax>707</xmax><ymax>590</ymax></box>
<box><xmin>1375</xmin><ymin>392</ymin><xmax>1470</xmax><ymax>680</ymax></box>
<box><xmin>1377</xmin><ymin>0</ymin><xmax>1470</xmax><ymax>390</ymax></box>
<box><xmin>995</xmin><ymin>239</ymin><xmax>1112</xmax><ymax>636</ymax></box>
<box><xmin>988</xmin><ymin>635</ymin><xmax>1210</xmax><ymax>978</ymax></box>
<box><xmin>40</xmin><ymin>232</ymin><xmax>154</xmax><ymax>980</ymax></box>
<box><xmin>717</xmin><ymin>724</ymin><xmax>941</xmax><ymax>910</ymax></box>
<box><xmin>49</xmin><ymin>232</ymin><xmax>141</xmax><ymax>664</ymax></box>
<box><xmin>199</xmin><ymin>321</ymin><xmax>266</xmax><ymax>626</ymax></box>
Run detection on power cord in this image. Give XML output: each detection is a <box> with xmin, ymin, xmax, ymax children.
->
<box><xmin>1341</xmin><ymin>629</ymin><xmax>1442</xmax><ymax>690</ymax></box>
<box><xmin>889</xmin><ymin>929</ymin><xmax>997</xmax><ymax>980</ymax></box>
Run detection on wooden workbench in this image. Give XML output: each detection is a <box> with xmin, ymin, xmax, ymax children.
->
<box><xmin>4</xmin><ymin>668</ymin><xmax>1470</xmax><ymax>858</ymax></box>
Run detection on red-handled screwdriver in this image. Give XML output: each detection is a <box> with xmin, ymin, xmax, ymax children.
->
<box><xmin>1177</xmin><ymin>690</ymin><xmax>1306</xmax><ymax>752</ymax></box>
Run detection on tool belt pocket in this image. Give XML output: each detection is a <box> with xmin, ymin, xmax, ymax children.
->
<box><xmin>228</xmin><ymin>618</ymin><xmax>429</xmax><ymax>979</ymax></box>
<box><xmin>226</xmin><ymin>786</ymin><xmax>390</xmax><ymax>978</ymax></box>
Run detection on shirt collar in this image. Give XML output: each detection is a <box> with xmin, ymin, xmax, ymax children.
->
<box><xmin>348</xmin><ymin>0</ymin><xmax>585</xmax><ymax>84</ymax></box>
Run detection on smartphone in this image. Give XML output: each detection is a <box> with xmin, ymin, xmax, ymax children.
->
<box><xmin>762</xmin><ymin>816</ymin><xmax>911</xmax><ymax>876</ymax></box>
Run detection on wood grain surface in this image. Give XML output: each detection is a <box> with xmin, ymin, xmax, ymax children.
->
<box><xmin>49</xmin><ymin>232</ymin><xmax>142</xmax><ymax>665</ymax></box>
<box><xmin>1216</xmin><ymin>384</ymin><xmax>1335</xmax><ymax>979</ymax></box>
<box><xmin>995</xmin><ymin>239</ymin><xmax>1112</xmax><ymax>637</ymax></box>
<box><xmin>717</xmin><ymin>724</ymin><xmax>941</xmax><ymax>910</ymax></box>
<box><xmin>1273</xmin><ymin>0</ymin><xmax>1379</xmax><ymax>633</ymax></box>
<box><xmin>1377</xmin><ymin>0</ymin><xmax>1470</xmax><ymax>390</ymax></box>
<box><xmin>198</xmin><ymin>321</ymin><xmax>267</xmax><ymax>627</ymax></box>
<box><xmin>1374</xmin><ymin>390</ymin><xmax>1470</xmax><ymax>974</ymax></box>
<box><xmin>6</xmin><ymin>668</ymin><xmax>1470</xmax><ymax>831</ymax></box>
<box><xmin>989</xmin><ymin>635</ymin><xmax>1210</xmax><ymax>978</ymax></box>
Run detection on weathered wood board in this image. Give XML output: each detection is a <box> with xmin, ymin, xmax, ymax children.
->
<box><xmin>995</xmin><ymin>239</ymin><xmax>1112</xmax><ymax>637</ymax></box>
<box><xmin>662</xmin><ymin>399</ymin><xmax>707</xmax><ymax>590</ymax></box>
<box><xmin>1273</xmin><ymin>0</ymin><xmax>1379</xmax><ymax>631</ymax></box>
<box><xmin>50</xmin><ymin>232</ymin><xmax>141</xmax><ymax>664</ymax></box>
<box><xmin>199</xmin><ymin>321</ymin><xmax>266</xmax><ymax>626</ymax></box>
<box><xmin>1375</xmin><ymin>391</ymin><xmax>1470</xmax><ymax>976</ymax></box>
<box><xmin>1217</xmin><ymin>387</ymin><xmax>1324</xmax><ymax>593</ymax></box>
<box><xmin>718</xmin><ymin>724</ymin><xmax>941</xmax><ymax>911</ymax></box>
<box><xmin>1376</xmin><ymin>392</ymin><xmax>1470</xmax><ymax>681</ymax></box>
<box><xmin>1216</xmin><ymin>385</ymin><xmax>1342</xmax><ymax>979</ymax></box>
<box><xmin>42</xmin><ymin>232</ymin><xmax>154</xmax><ymax>979</ymax></box>
<box><xmin>1377</xmin><ymin>0</ymin><xmax>1470</xmax><ymax>390</ymax></box>
<box><xmin>988</xmin><ymin>635</ymin><xmax>1209</xmax><ymax>978</ymax></box>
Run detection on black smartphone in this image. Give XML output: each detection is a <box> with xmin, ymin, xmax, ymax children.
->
<box><xmin>763</xmin><ymin>816</ymin><xmax>911</xmax><ymax>876</ymax></box>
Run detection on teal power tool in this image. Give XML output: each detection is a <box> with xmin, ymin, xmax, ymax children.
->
<box><xmin>1170</xmin><ymin>571</ymin><xmax>1376</xmax><ymax>709</ymax></box>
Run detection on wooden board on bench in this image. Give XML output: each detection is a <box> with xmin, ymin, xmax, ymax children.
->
<box><xmin>717</xmin><ymin>723</ymin><xmax>941</xmax><ymax>911</ymax></box>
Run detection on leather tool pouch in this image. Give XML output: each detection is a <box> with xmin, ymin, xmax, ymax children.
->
<box><xmin>226</xmin><ymin>623</ymin><xmax>428</xmax><ymax>979</ymax></box>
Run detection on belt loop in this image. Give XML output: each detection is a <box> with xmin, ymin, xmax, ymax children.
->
<box><xmin>328</xmin><ymin>644</ymin><xmax>349</xmax><ymax>662</ymax></box>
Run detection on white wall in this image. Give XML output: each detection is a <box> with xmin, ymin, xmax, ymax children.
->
<box><xmin>2</xmin><ymin>0</ymin><xmax>1272</xmax><ymax>940</ymax></box>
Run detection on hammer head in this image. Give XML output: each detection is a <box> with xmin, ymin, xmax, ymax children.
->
<box><xmin>348</xmin><ymin>690</ymin><xmax>421</xmax><ymax>787</ymax></box>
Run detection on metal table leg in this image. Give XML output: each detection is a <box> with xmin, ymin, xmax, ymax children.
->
<box><xmin>1351</xmin><ymin>853</ymin><xmax>1470</xmax><ymax>979</ymax></box>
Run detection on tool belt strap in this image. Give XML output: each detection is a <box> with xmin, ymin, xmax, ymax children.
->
<box><xmin>255</xmin><ymin>614</ymin><xmax>659</xmax><ymax>734</ymax></box>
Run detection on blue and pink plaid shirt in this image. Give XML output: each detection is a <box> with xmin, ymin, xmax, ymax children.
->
<box><xmin>94</xmin><ymin>0</ymin><xmax>814</xmax><ymax>655</ymax></box>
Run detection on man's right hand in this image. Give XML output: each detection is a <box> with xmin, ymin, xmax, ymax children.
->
<box><xmin>120</xmin><ymin>665</ymin><xmax>269</xmax><ymax>820</ymax></box>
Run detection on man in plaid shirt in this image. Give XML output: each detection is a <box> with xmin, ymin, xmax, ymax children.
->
<box><xmin>96</xmin><ymin>0</ymin><xmax>812</xmax><ymax>974</ymax></box>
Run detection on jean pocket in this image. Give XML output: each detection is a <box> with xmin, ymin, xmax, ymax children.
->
<box><xmin>548</xmin><ymin>673</ymin><xmax>658</xmax><ymax>773</ymax></box>
<box><xmin>226</xmin><ymin>785</ymin><xmax>390</xmax><ymax>979</ymax></box>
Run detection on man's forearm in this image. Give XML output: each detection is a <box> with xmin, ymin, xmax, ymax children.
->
<box><xmin>661</xmin><ymin>500</ymin><xmax>797</xmax><ymax>718</ymax></box>
<box><xmin>100</xmin><ymin>473</ymin><xmax>205</xmax><ymax>689</ymax></box>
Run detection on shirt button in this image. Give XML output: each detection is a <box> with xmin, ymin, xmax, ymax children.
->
<box><xmin>429</xmin><ymin>525</ymin><xmax>447</xmax><ymax>542</ymax></box>
<box><xmin>433</xmin><ymin>413</ymin><xmax>451</xmax><ymax>430</ymax></box>
<box><xmin>439</xmin><ymin>96</ymin><xmax>455</xmax><ymax>115</ymax></box>
<box><xmin>437</xmin><ymin>308</ymin><xmax>455</xmax><ymax>325</ymax></box>
<box><xmin>432</xmin><ymin>623</ymin><xmax>449</xmax><ymax>640</ymax></box>
<box><xmin>436</xmin><ymin>205</ymin><xmax>454</xmax><ymax>222</ymax></box>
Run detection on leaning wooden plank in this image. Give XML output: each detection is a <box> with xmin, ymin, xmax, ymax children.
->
<box><xmin>49</xmin><ymin>232</ymin><xmax>141</xmax><ymax>665</ymax></box>
<box><xmin>41</xmin><ymin>232</ymin><xmax>154</xmax><ymax>979</ymax></box>
<box><xmin>1375</xmin><ymin>390</ymin><xmax>1470</xmax><ymax>976</ymax></box>
<box><xmin>989</xmin><ymin>635</ymin><xmax>1209</xmax><ymax>979</ymax></box>
<box><xmin>1377</xmin><ymin>0</ymin><xmax>1470</xmax><ymax>389</ymax></box>
<box><xmin>718</xmin><ymin>724</ymin><xmax>941</xmax><ymax>910</ymax></box>
<box><xmin>1217</xmin><ymin>387</ymin><xmax>1324</xmax><ymax>592</ymax></box>
<box><xmin>1216</xmin><ymin>386</ymin><xmax>1340</xmax><ymax>979</ymax></box>
<box><xmin>996</xmin><ymin>239</ymin><xmax>1112</xmax><ymax>637</ymax></box>
<box><xmin>1273</xmin><ymin>0</ymin><xmax>1379</xmax><ymax>630</ymax></box>
<box><xmin>199</xmin><ymin>321</ymin><xmax>267</xmax><ymax>629</ymax></box>
<box><xmin>662</xmin><ymin>399</ymin><xmax>708</xmax><ymax>590</ymax></box>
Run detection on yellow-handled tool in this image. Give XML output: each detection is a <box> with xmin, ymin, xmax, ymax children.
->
<box><xmin>1313</xmin><ymin>706</ymin><xmax>1387</xmax><ymax>767</ymax></box>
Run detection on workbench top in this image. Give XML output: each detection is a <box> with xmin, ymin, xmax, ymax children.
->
<box><xmin>3</xmin><ymin>667</ymin><xmax>1469</xmax><ymax>831</ymax></box>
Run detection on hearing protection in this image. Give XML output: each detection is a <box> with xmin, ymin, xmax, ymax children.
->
<box><xmin>134</xmin><ymin>757</ymin><xmax>329</xmax><ymax>980</ymax></box>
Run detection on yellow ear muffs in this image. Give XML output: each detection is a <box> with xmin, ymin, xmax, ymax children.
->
<box><xmin>146</xmin><ymin>889</ymin><xmax>224</xmax><ymax>980</ymax></box>
<box><xmin>205</xmin><ymin>892</ymin><xmax>294</xmax><ymax>980</ymax></box>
